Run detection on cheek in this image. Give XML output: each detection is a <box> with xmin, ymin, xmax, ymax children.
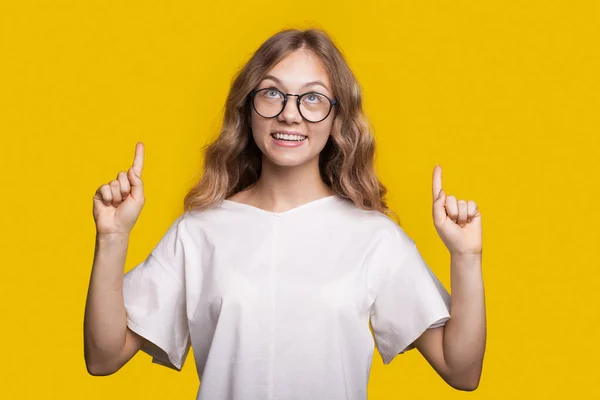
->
<box><xmin>250</xmin><ymin>114</ymin><xmax>269</xmax><ymax>143</ymax></box>
<box><xmin>251</xmin><ymin>110</ymin><xmax>276</xmax><ymax>131</ymax></box>
<box><xmin>311</xmin><ymin>120</ymin><xmax>333</xmax><ymax>145</ymax></box>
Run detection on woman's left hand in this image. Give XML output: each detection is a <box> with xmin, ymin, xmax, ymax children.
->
<box><xmin>431</xmin><ymin>165</ymin><xmax>482</xmax><ymax>256</ymax></box>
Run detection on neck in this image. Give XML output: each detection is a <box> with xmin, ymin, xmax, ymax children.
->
<box><xmin>248</xmin><ymin>155</ymin><xmax>334</xmax><ymax>212</ymax></box>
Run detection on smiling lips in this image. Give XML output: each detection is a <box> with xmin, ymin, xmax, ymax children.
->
<box><xmin>271</xmin><ymin>132</ymin><xmax>307</xmax><ymax>147</ymax></box>
<box><xmin>271</xmin><ymin>132</ymin><xmax>307</xmax><ymax>142</ymax></box>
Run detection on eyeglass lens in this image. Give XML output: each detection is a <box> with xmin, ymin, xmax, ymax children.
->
<box><xmin>252</xmin><ymin>89</ymin><xmax>332</xmax><ymax>122</ymax></box>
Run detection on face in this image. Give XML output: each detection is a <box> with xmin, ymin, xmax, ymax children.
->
<box><xmin>249</xmin><ymin>49</ymin><xmax>335</xmax><ymax>168</ymax></box>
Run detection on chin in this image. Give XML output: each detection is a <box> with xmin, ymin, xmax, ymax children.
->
<box><xmin>264</xmin><ymin>152</ymin><xmax>314</xmax><ymax>168</ymax></box>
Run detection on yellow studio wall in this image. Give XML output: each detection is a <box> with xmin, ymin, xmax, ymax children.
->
<box><xmin>1</xmin><ymin>1</ymin><xmax>598</xmax><ymax>399</ymax></box>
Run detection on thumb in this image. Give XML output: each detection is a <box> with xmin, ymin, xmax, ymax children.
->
<box><xmin>128</xmin><ymin>167</ymin><xmax>144</xmax><ymax>199</ymax></box>
<box><xmin>432</xmin><ymin>188</ymin><xmax>447</xmax><ymax>226</ymax></box>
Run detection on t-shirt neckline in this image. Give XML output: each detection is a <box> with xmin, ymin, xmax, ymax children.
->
<box><xmin>220</xmin><ymin>194</ymin><xmax>340</xmax><ymax>217</ymax></box>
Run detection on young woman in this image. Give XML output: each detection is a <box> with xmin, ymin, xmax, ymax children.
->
<box><xmin>84</xmin><ymin>28</ymin><xmax>486</xmax><ymax>399</ymax></box>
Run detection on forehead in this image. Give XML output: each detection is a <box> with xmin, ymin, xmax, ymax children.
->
<box><xmin>263</xmin><ymin>49</ymin><xmax>331</xmax><ymax>91</ymax></box>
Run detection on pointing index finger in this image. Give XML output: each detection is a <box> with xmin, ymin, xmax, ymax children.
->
<box><xmin>432</xmin><ymin>164</ymin><xmax>442</xmax><ymax>201</ymax></box>
<box><xmin>132</xmin><ymin>142</ymin><xmax>144</xmax><ymax>177</ymax></box>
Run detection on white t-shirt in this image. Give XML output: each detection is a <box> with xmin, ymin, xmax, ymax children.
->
<box><xmin>123</xmin><ymin>194</ymin><xmax>451</xmax><ymax>400</ymax></box>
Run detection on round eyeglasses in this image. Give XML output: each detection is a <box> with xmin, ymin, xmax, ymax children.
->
<box><xmin>248</xmin><ymin>88</ymin><xmax>337</xmax><ymax>123</ymax></box>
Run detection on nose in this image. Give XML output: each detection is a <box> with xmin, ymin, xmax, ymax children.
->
<box><xmin>278</xmin><ymin>95</ymin><xmax>302</xmax><ymax>124</ymax></box>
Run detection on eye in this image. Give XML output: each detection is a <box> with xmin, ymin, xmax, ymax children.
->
<box><xmin>304</xmin><ymin>93</ymin><xmax>324</xmax><ymax>103</ymax></box>
<box><xmin>261</xmin><ymin>87</ymin><xmax>283</xmax><ymax>99</ymax></box>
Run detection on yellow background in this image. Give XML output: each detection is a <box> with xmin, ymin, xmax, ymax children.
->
<box><xmin>1</xmin><ymin>0</ymin><xmax>598</xmax><ymax>398</ymax></box>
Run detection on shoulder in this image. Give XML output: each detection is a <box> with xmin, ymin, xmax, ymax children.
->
<box><xmin>327</xmin><ymin>198</ymin><xmax>417</xmax><ymax>270</ymax></box>
<box><xmin>334</xmin><ymin>197</ymin><xmax>413</xmax><ymax>243</ymax></box>
<box><xmin>181</xmin><ymin>200</ymin><xmax>232</xmax><ymax>225</ymax></box>
<box><xmin>176</xmin><ymin>201</ymin><xmax>246</xmax><ymax>240</ymax></box>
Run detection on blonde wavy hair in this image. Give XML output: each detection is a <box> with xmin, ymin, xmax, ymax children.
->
<box><xmin>184</xmin><ymin>28</ymin><xmax>392</xmax><ymax>216</ymax></box>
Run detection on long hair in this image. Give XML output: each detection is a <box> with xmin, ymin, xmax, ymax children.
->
<box><xmin>184</xmin><ymin>28</ymin><xmax>391</xmax><ymax>216</ymax></box>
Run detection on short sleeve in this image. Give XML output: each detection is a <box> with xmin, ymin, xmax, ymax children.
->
<box><xmin>123</xmin><ymin>214</ymin><xmax>191</xmax><ymax>371</ymax></box>
<box><xmin>369</xmin><ymin>224</ymin><xmax>451</xmax><ymax>365</ymax></box>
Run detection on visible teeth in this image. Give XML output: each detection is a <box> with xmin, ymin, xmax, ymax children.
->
<box><xmin>272</xmin><ymin>132</ymin><xmax>307</xmax><ymax>142</ymax></box>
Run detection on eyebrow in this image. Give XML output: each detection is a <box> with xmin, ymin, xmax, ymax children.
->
<box><xmin>260</xmin><ymin>75</ymin><xmax>330</xmax><ymax>92</ymax></box>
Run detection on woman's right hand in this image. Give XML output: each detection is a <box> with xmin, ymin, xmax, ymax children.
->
<box><xmin>93</xmin><ymin>142</ymin><xmax>145</xmax><ymax>236</ymax></box>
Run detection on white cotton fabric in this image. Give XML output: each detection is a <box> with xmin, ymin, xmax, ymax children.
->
<box><xmin>122</xmin><ymin>194</ymin><xmax>451</xmax><ymax>400</ymax></box>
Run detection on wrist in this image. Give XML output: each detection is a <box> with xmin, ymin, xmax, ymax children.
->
<box><xmin>450</xmin><ymin>252</ymin><xmax>483</xmax><ymax>270</ymax></box>
<box><xmin>450</xmin><ymin>251</ymin><xmax>482</xmax><ymax>259</ymax></box>
<box><xmin>96</xmin><ymin>232</ymin><xmax>130</xmax><ymax>246</ymax></box>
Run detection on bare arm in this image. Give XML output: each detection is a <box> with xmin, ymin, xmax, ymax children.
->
<box><xmin>85</xmin><ymin>142</ymin><xmax>146</xmax><ymax>375</ymax></box>
<box><xmin>416</xmin><ymin>165</ymin><xmax>486</xmax><ymax>390</ymax></box>
<box><xmin>414</xmin><ymin>253</ymin><xmax>486</xmax><ymax>391</ymax></box>
<box><xmin>83</xmin><ymin>233</ymin><xmax>144</xmax><ymax>376</ymax></box>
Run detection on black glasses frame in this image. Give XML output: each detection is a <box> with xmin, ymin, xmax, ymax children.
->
<box><xmin>248</xmin><ymin>88</ymin><xmax>337</xmax><ymax>123</ymax></box>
